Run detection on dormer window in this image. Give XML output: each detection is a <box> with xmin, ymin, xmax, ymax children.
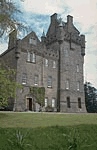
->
<box><xmin>29</xmin><ymin>37</ymin><xmax>37</xmax><ymax>45</ymax></box>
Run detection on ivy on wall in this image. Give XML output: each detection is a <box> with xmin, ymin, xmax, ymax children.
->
<box><xmin>29</xmin><ymin>87</ymin><xmax>45</xmax><ymax>107</ymax></box>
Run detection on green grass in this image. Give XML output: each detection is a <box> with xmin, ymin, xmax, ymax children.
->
<box><xmin>0</xmin><ymin>112</ymin><xmax>97</xmax><ymax>150</ymax></box>
<box><xmin>0</xmin><ymin>125</ymin><xmax>97</xmax><ymax>150</ymax></box>
<box><xmin>0</xmin><ymin>112</ymin><xmax>97</xmax><ymax>127</ymax></box>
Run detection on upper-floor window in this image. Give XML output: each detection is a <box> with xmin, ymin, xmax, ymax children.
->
<box><xmin>77</xmin><ymin>81</ymin><xmax>80</xmax><ymax>91</ymax></box>
<box><xmin>52</xmin><ymin>98</ymin><xmax>55</xmax><ymax>107</ymax></box>
<box><xmin>29</xmin><ymin>37</ymin><xmax>37</xmax><ymax>45</ymax></box>
<box><xmin>27</xmin><ymin>52</ymin><xmax>30</xmax><ymax>62</ymax></box>
<box><xmin>27</xmin><ymin>52</ymin><xmax>36</xmax><ymax>63</ymax></box>
<box><xmin>31</xmin><ymin>53</ymin><xmax>36</xmax><ymax>63</ymax></box>
<box><xmin>64</xmin><ymin>49</ymin><xmax>69</xmax><ymax>57</ymax></box>
<box><xmin>34</xmin><ymin>75</ymin><xmax>38</xmax><ymax>85</ymax></box>
<box><xmin>45</xmin><ymin>59</ymin><xmax>48</xmax><ymax>67</ymax></box>
<box><xmin>67</xmin><ymin>97</ymin><xmax>71</xmax><ymax>108</ymax></box>
<box><xmin>66</xmin><ymin>79</ymin><xmax>69</xmax><ymax>90</ymax></box>
<box><xmin>47</xmin><ymin>76</ymin><xmax>52</xmax><ymax>87</ymax></box>
<box><xmin>22</xmin><ymin>73</ymin><xmax>27</xmax><ymax>85</ymax></box>
<box><xmin>77</xmin><ymin>64</ymin><xmax>79</xmax><ymax>72</ymax></box>
<box><xmin>53</xmin><ymin>61</ymin><xmax>56</xmax><ymax>68</ymax></box>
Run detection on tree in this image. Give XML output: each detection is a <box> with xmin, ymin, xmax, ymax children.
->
<box><xmin>84</xmin><ymin>82</ymin><xmax>97</xmax><ymax>113</ymax></box>
<box><xmin>30</xmin><ymin>87</ymin><xmax>45</xmax><ymax>108</ymax></box>
<box><xmin>0</xmin><ymin>64</ymin><xmax>21</xmax><ymax>108</ymax></box>
<box><xmin>0</xmin><ymin>0</ymin><xmax>25</xmax><ymax>37</ymax></box>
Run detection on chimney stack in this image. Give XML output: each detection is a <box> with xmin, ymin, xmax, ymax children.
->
<box><xmin>67</xmin><ymin>15</ymin><xmax>73</xmax><ymax>24</ymax></box>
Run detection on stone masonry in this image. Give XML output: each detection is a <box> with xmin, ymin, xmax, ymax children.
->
<box><xmin>0</xmin><ymin>13</ymin><xmax>86</xmax><ymax>112</ymax></box>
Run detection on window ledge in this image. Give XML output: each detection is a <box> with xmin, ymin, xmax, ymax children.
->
<box><xmin>47</xmin><ymin>86</ymin><xmax>52</xmax><ymax>88</ymax></box>
<box><xmin>26</xmin><ymin>61</ymin><xmax>36</xmax><ymax>64</ymax></box>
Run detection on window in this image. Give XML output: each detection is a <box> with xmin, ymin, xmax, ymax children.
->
<box><xmin>47</xmin><ymin>76</ymin><xmax>52</xmax><ymax>87</ymax></box>
<box><xmin>77</xmin><ymin>64</ymin><xmax>79</xmax><ymax>72</ymax></box>
<box><xmin>66</xmin><ymin>79</ymin><xmax>69</xmax><ymax>90</ymax></box>
<box><xmin>64</xmin><ymin>49</ymin><xmax>68</xmax><ymax>57</ymax></box>
<box><xmin>77</xmin><ymin>81</ymin><xmax>80</xmax><ymax>91</ymax></box>
<box><xmin>27</xmin><ymin>52</ymin><xmax>36</xmax><ymax>63</ymax></box>
<box><xmin>53</xmin><ymin>61</ymin><xmax>56</xmax><ymax>68</ymax></box>
<box><xmin>52</xmin><ymin>99</ymin><xmax>55</xmax><ymax>107</ymax></box>
<box><xmin>29</xmin><ymin>37</ymin><xmax>37</xmax><ymax>45</ymax></box>
<box><xmin>45</xmin><ymin>59</ymin><xmax>48</xmax><ymax>67</ymax></box>
<box><xmin>67</xmin><ymin>97</ymin><xmax>71</xmax><ymax>108</ymax></box>
<box><xmin>34</xmin><ymin>75</ymin><xmax>38</xmax><ymax>85</ymax></box>
<box><xmin>31</xmin><ymin>53</ymin><xmax>36</xmax><ymax>63</ymax></box>
<box><xmin>27</xmin><ymin>52</ymin><xmax>30</xmax><ymax>62</ymax></box>
<box><xmin>22</xmin><ymin>73</ymin><xmax>27</xmax><ymax>85</ymax></box>
<box><xmin>78</xmin><ymin>98</ymin><xmax>81</xmax><ymax>108</ymax></box>
<box><xmin>45</xmin><ymin>98</ymin><xmax>48</xmax><ymax>107</ymax></box>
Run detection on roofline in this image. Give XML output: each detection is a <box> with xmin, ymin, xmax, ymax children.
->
<box><xmin>0</xmin><ymin>47</ymin><xmax>16</xmax><ymax>57</ymax></box>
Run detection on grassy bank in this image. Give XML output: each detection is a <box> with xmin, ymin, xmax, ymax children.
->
<box><xmin>0</xmin><ymin>112</ymin><xmax>97</xmax><ymax>150</ymax></box>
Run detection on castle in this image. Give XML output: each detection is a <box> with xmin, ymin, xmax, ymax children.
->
<box><xmin>0</xmin><ymin>13</ymin><xmax>86</xmax><ymax>112</ymax></box>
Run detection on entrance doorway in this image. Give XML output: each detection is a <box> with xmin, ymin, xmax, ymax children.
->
<box><xmin>27</xmin><ymin>98</ymin><xmax>32</xmax><ymax>111</ymax></box>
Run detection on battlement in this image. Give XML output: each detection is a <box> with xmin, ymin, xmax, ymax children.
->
<box><xmin>46</xmin><ymin>13</ymin><xmax>85</xmax><ymax>49</ymax></box>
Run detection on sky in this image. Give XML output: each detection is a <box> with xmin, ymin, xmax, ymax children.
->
<box><xmin>0</xmin><ymin>0</ymin><xmax>97</xmax><ymax>88</ymax></box>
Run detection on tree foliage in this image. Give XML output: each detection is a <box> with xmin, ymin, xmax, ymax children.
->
<box><xmin>0</xmin><ymin>0</ymin><xmax>25</xmax><ymax>37</ymax></box>
<box><xmin>84</xmin><ymin>82</ymin><xmax>97</xmax><ymax>113</ymax></box>
<box><xmin>0</xmin><ymin>64</ymin><xmax>21</xmax><ymax>107</ymax></box>
<box><xmin>30</xmin><ymin>87</ymin><xmax>45</xmax><ymax>107</ymax></box>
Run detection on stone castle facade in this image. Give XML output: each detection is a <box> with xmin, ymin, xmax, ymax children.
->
<box><xmin>0</xmin><ymin>13</ymin><xmax>86</xmax><ymax>112</ymax></box>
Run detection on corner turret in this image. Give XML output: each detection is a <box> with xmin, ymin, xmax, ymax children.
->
<box><xmin>41</xmin><ymin>30</ymin><xmax>46</xmax><ymax>43</ymax></box>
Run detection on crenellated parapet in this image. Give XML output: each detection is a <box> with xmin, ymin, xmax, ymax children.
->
<box><xmin>45</xmin><ymin>13</ymin><xmax>85</xmax><ymax>56</ymax></box>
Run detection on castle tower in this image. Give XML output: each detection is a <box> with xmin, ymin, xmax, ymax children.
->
<box><xmin>46</xmin><ymin>13</ymin><xmax>86</xmax><ymax>112</ymax></box>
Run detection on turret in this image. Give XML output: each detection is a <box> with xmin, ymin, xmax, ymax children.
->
<box><xmin>41</xmin><ymin>30</ymin><xmax>46</xmax><ymax>43</ymax></box>
<box><xmin>51</xmin><ymin>13</ymin><xmax>57</xmax><ymax>23</ymax></box>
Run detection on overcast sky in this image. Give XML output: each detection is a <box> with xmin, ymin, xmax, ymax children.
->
<box><xmin>0</xmin><ymin>0</ymin><xmax>97</xmax><ymax>88</ymax></box>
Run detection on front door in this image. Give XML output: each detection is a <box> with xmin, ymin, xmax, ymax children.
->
<box><xmin>29</xmin><ymin>98</ymin><xmax>32</xmax><ymax>111</ymax></box>
<box><xmin>27</xmin><ymin>98</ymin><xmax>32</xmax><ymax>111</ymax></box>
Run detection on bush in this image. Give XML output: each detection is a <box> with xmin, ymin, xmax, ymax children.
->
<box><xmin>45</xmin><ymin>105</ymin><xmax>54</xmax><ymax>112</ymax></box>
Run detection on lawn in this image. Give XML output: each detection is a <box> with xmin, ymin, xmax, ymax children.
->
<box><xmin>0</xmin><ymin>112</ymin><xmax>97</xmax><ymax>128</ymax></box>
<box><xmin>0</xmin><ymin>112</ymin><xmax>97</xmax><ymax>150</ymax></box>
